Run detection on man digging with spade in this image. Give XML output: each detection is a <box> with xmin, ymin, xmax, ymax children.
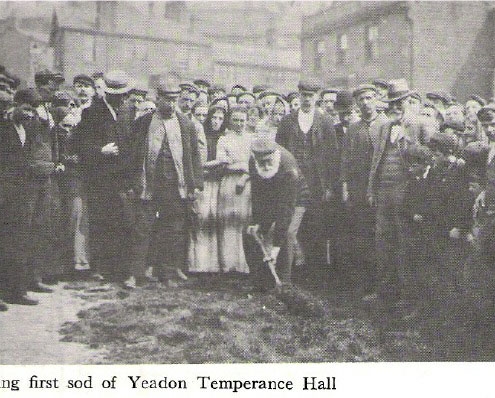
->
<box><xmin>244</xmin><ymin>138</ymin><xmax>301</xmax><ymax>292</ymax></box>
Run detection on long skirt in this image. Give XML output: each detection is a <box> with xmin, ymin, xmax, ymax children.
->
<box><xmin>188</xmin><ymin>177</ymin><xmax>221</xmax><ymax>273</ymax></box>
<box><xmin>217</xmin><ymin>173</ymin><xmax>251</xmax><ymax>273</ymax></box>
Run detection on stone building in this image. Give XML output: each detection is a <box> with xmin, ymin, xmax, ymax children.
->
<box><xmin>301</xmin><ymin>1</ymin><xmax>495</xmax><ymax>101</ymax></box>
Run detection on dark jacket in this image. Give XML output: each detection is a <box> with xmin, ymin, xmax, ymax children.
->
<box><xmin>368</xmin><ymin>119</ymin><xmax>428</xmax><ymax>199</ymax></box>
<box><xmin>129</xmin><ymin>111</ymin><xmax>204</xmax><ymax>199</ymax></box>
<box><xmin>75</xmin><ymin>97</ymin><xmax>132</xmax><ymax>180</ymax></box>
<box><xmin>249</xmin><ymin>146</ymin><xmax>299</xmax><ymax>247</ymax></box>
<box><xmin>275</xmin><ymin>110</ymin><xmax>339</xmax><ymax>199</ymax></box>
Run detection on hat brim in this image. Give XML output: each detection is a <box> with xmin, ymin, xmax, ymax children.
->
<box><xmin>105</xmin><ymin>86</ymin><xmax>132</xmax><ymax>95</ymax></box>
<box><xmin>383</xmin><ymin>90</ymin><xmax>413</xmax><ymax>103</ymax></box>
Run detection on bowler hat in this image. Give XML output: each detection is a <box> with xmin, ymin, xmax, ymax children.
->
<box><xmin>352</xmin><ymin>84</ymin><xmax>377</xmax><ymax>98</ymax></box>
<box><xmin>73</xmin><ymin>74</ymin><xmax>94</xmax><ymax>87</ymax></box>
<box><xmin>478</xmin><ymin>104</ymin><xmax>495</xmax><ymax>123</ymax></box>
<box><xmin>298</xmin><ymin>80</ymin><xmax>321</xmax><ymax>93</ymax></box>
<box><xmin>384</xmin><ymin>79</ymin><xmax>413</xmax><ymax>102</ymax></box>
<box><xmin>334</xmin><ymin>90</ymin><xmax>354</xmax><ymax>113</ymax></box>
<box><xmin>251</xmin><ymin>137</ymin><xmax>277</xmax><ymax>155</ymax></box>
<box><xmin>104</xmin><ymin>70</ymin><xmax>133</xmax><ymax>95</ymax></box>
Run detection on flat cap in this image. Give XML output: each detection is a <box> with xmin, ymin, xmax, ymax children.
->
<box><xmin>14</xmin><ymin>88</ymin><xmax>42</xmax><ymax>107</ymax></box>
<box><xmin>193</xmin><ymin>79</ymin><xmax>211</xmax><ymax>88</ymax></box>
<box><xmin>298</xmin><ymin>80</ymin><xmax>321</xmax><ymax>93</ymax></box>
<box><xmin>52</xmin><ymin>91</ymin><xmax>76</xmax><ymax>108</ymax></box>
<box><xmin>352</xmin><ymin>84</ymin><xmax>377</xmax><ymax>98</ymax></box>
<box><xmin>372</xmin><ymin>78</ymin><xmax>389</xmax><ymax>89</ymax></box>
<box><xmin>320</xmin><ymin>88</ymin><xmax>339</xmax><ymax>96</ymax></box>
<box><xmin>252</xmin><ymin>84</ymin><xmax>270</xmax><ymax>94</ymax></box>
<box><xmin>179</xmin><ymin>82</ymin><xmax>200</xmax><ymax>96</ymax></box>
<box><xmin>334</xmin><ymin>90</ymin><xmax>354</xmax><ymax>112</ymax></box>
<box><xmin>286</xmin><ymin>92</ymin><xmax>299</xmax><ymax>103</ymax></box>
<box><xmin>251</xmin><ymin>137</ymin><xmax>277</xmax><ymax>155</ymax></box>
<box><xmin>477</xmin><ymin>104</ymin><xmax>495</xmax><ymax>123</ymax></box>
<box><xmin>156</xmin><ymin>82</ymin><xmax>181</xmax><ymax>98</ymax></box>
<box><xmin>231</xmin><ymin>84</ymin><xmax>247</xmax><ymax>92</ymax></box>
<box><xmin>104</xmin><ymin>70</ymin><xmax>134</xmax><ymax>94</ymax></box>
<box><xmin>35</xmin><ymin>69</ymin><xmax>64</xmax><ymax>85</ymax></box>
<box><xmin>426</xmin><ymin>91</ymin><xmax>451</xmax><ymax>104</ymax></box>
<box><xmin>73</xmin><ymin>74</ymin><xmax>94</xmax><ymax>87</ymax></box>
<box><xmin>258</xmin><ymin>90</ymin><xmax>280</xmax><ymax>101</ymax></box>
<box><xmin>237</xmin><ymin>92</ymin><xmax>255</xmax><ymax>101</ymax></box>
<box><xmin>208</xmin><ymin>85</ymin><xmax>226</xmax><ymax>95</ymax></box>
<box><xmin>469</xmin><ymin>95</ymin><xmax>486</xmax><ymax>107</ymax></box>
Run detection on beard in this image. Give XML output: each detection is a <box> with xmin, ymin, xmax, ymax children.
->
<box><xmin>254</xmin><ymin>150</ymin><xmax>281</xmax><ymax>179</ymax></box>
<box><xmin>157</xmin><ymin>102</ymin><xmax>175</xmax><ymax>119</ymax></box>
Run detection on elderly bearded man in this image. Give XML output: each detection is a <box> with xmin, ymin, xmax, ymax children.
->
<box><xmin>367</xmin><ymin>79</ymin><xmax>430</xmax><ymax>316</ymax></box>
<box><xmin>245</xmin><ymin>138</ymin><xmax>300</xmax><ymax>290</ymax></box>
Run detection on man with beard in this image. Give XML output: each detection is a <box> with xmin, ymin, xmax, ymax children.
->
<box><xmin>125</xmin><ymin>83</ymin><xmax>203</xmax><ymax>287</ymax></box>
<box><xmin>341</xmin><ymin>84</ymin><xmax>384</xmax><ymax>296</ymax></box>
<box><xmin>246</xmin><ymin>138</ymin><xmax>300</xmax><ymax>290</ymax></box>
<box><xmin>368</xmin><ymin>79</ymin><xmax>430</xmax><ymax>317</ymax></box>
<box><xmin>76</xmin><ymin>70</ymin><xmax>133</xmax><ymax>282</ymax></box>
<box><xmin>276</xmin><ymin>80</ymin><xmax>339</xmax><ymax>282</ymax></box>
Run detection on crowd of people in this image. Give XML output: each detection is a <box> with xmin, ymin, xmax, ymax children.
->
<box><xmin>1</xmin><ymin>64</ymin><xmax>495</xmax><ymax>320</ymax></box>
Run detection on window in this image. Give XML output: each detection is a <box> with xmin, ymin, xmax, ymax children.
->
<box><xmin>336</xmin><ymin>34</ymin><xmax>348</xmax><ymax>65</ymax></box>
<box><xmin>314</xmin><ymin>40</ymin><xmax>325</xmax><ymax>71</ymax></box>
<box><xmin>365</xmin><ymin>25</ymin><xmax>379</xmax><ymax>60</ymax></box>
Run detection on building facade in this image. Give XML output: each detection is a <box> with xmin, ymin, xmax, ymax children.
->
<box><xmin>302</xmin><ymin>1</ymin><xmax>495</xmax><ymax>101</ymax></box>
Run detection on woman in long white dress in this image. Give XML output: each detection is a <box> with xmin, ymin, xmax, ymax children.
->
<box><xmin>216</xmin><ymin>106</ymin><xmax>252</xmax><ymax>273</ymax></box>
<box><xmin>188</xmin><ymin>105</ymin><xmax>228</xmax><ymax>273</ymax></box>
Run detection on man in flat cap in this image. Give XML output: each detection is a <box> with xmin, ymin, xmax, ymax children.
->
<box><xmin>125</xmin><ymin>83</ymin><xmax>203</xmax><ymax>287</ymax></box>
<box><xmin>73</xmin><ymin>74</ymin><xmax>96</xmax><ymax>112</ymax></box>
<box><xmin>276</xmin><ymin>80</ymin><xmax>340</xmax><ymax>281</ymax></box>
<box><xmin>75</xmin><ymin>70</ymin><xmax>134</xmax><ymax>282</ymax></box>
<box><xmin>34</xmin><ymin>69</ymin><xmax>65</xmax><ymax>129</ymax></box>
<box><xmin>368</xmin><ymin>78</ymin><xmax>431</xmax><ymax>316</ymax></box>
<box><xmin>320</xmin><ymin>88</ymin><xmax>339</xmax><ymax>124</ymax></box>
<box><xmin>237</xmin><ymin>92</ymin><xmax>256</xmax><ymax>110</ymax></box>
<box><xmin>372</xmin><ymin>79</ymin><xmax>389</xmax><ymax>101</ymax></box>
<box><xmin>178</xmin><ymin>82</ymin><xmax>207</xmax><ymax>163</ymax></box>
<box><xmin>465</xmin><ymin>95</ymin><xmax>487</xmax><ymax>144</ymax></box>
<box><xmin>245</xmin><ymin>138</ymin><xmax>301</xmax><ymax>290</ymax></box>
<box><xmin>341</xmin><ymin>84</ymin><xmax>385</xmax><ymax>295</ymax></box>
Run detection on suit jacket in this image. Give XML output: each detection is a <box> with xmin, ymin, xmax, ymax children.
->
<box><xmin>341</xmin><ymin>116</ymin><xmax>385</xmax><ymax>204</ymax></box>
<box><xmin>276</xmin><ymin>110</ymin><xmax>339</xmax><ymax>198</ymax></box>
<box><xmin>75</xmin><ymin>97</ymin><xmax>131</xmax><ymax>180</ymax></box>
<box><xmin>368</xmin><ymin>119</ymin><xmax>427</xmax><ymax>199</ymax></box>
<box><xmin>129</xmin><ymin>111</ymin><xmax>203</xmax><ymax>199</ymax></box>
